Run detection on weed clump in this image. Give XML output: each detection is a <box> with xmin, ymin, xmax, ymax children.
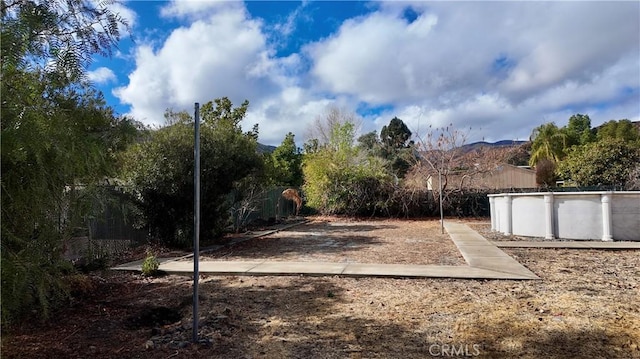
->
<box><xmin>141</xmin><ymin>251</ymin><xmax>160</xmax><ymax>276</ymax></box>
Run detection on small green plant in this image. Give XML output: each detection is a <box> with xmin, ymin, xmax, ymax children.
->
<box><xmin>141</xmin><ymin>251</ymin><xmax>160</xmax><ymax>276</ymax></box>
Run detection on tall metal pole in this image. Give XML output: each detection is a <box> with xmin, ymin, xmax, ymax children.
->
<box><xmin>439</xmin><ymin>170</ymin><xmax>444</xmax><ymax>234</ymax></box>
<box><xmin>439</xmin><ymin>154</ymin><xmax>444</xmax><ymax>234</ymax></box>
<box><xmin>192</xmin><ymin>103</ymin><xmax>201</xmax><ymax>343</ymax></box>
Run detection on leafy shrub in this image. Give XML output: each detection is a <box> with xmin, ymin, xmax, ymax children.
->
<box><xmin>557</xmin><ymin>139</ymin><xmax>640</xmax><ymax>187</ymax></box>
<box><xmin>121</xmin><ymin>98</ymin><xmax>264</xmax><ymax>247</ymax></box>
<box><xmin>303</xmin><ymin>120</ymin><xmax>392</xmax><ymax>216</ymax></box>
<box><xmin>141</xmin><ymin>251</ymin><xmax>160</xmax><ymax>276</ymax></box>
<box><xmin>1</xmin><ymin>231</ymin><xmax>76</xmax><ymax>325</ymax></box>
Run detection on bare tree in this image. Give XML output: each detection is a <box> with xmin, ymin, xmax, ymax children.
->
<box><xmin>413</xmin><ymin>125</ymin><xmax>516</xmax><ymax>191</ymax></box>
<box><xmin>413</xmin><ymin>125</ymin><xmax>469</xmax><ymax>186</ymax></box>
<box><xmin>230</xmin><ymin>185</ymin><xmax>262</xmax><ymax>233</ymax></box>
<box><xmin>535</xmin><ymin>158</ymin><xmax>557</xmax><ymax>188</ymax></box>
<box><xmin>411</xmin><ymin>125</ymin><xmax>511</xmax><ymax>226</ymax></box>
<box><xmin>305</xmin><ymin>105</ymin><xmax>363</xmax><ymax>146</ymax></box>
<box><xmin>453</xmin><ymin>146</ymin><xmax>520</xmax><ymax>190</ymax></box>
<box><xmin>411</xmin><ymin>125</ymin><xmax>469</xmax><ymax>231</ymax></box>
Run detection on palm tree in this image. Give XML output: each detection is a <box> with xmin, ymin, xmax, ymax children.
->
<box><xmin>529</xmin><ymin>123</ymin><xmax>569</xmax><ymax>167</ymax></box>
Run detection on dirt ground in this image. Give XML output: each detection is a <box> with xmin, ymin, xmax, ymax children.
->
<box><xmin>466</xmin><ymin>222</ymin><xmax>548</xmax><ymax>242</ymax></box>
<box><xmin>3</xmin><ymin>217</ymin><xmax>639</xmax><ymax>359</ymax></box>
<box><xmin>203</xmin><ymin>217</ymin><xmax>465</xmax><ymax>265</ymax></box>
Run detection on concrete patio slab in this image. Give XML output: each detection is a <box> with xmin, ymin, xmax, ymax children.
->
<box><xmin>444</xmin><ymin>221</ymin><xmax>539</xmax><ymax>279</ymax></box>
<box><xmin>156</xmin><ymin>260</ymin><xmax>265</xmax><ymax>275</ymax></box>
<box><xmin>455</xmin><ymin>245</ymin><xmax>509</xmax><ymax>258</ymax></box>
<box><xmin>113</xmin><ymin>257</ymin><xmax>183</xmax><ymax>271</ymax></box>
<box><xmin>466</xmin><ymin>257</ymin><xmax>538</xmax><ymax>278</ymax></box>
<box><xmin>342</xmin><ymin>263</ymin><xmax>445</xmax><ymax>277</ymax></box>
<box><xmin>449</xmin><ymin>237</ymin><xmax>493</xmax><ymax>244</ymax></box>
<box><xmin>248</xmin><ymin>261</ymin><xmax>346</xmax><ymax>276</ymax></box>
<box><xmin>113</xmin><ymin>220</ymin><xmax>550</xmax><ymax>280</ymax></box>
<box><xmin>112</xmin><ymin>260</ymin><xmax>540</xmax><ymax>280</ymax></box>
<box><xmin>494</xmin><ymin>241</ymin><xmax>640</xmax><ymax>249</ymax></box>
<box><xmin>583</xmin><ymin>242</ymin><xmax>640</xmax><ymax>249</ymax></box>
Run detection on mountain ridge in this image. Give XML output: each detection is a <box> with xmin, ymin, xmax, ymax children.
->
<box><xmin>461</xmin><ymin>140</ymin><xmax>527</xmax><ymax>152</ymax></box>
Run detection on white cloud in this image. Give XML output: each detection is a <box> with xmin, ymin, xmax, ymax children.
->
<box><xmin>272</xmin><ymin>2</ymin><xmax>307</xmax><ymax>38</ymax></box>
<box><xmin>114</xmin><ymin>5</ymin><xmax>282</xmax><ymax>125</ymax></box>
<box><xmin>87</xmin><ymin>66</ymin><xmax>116</xmax><ymax>84</ymax></box>
<box><xmin>307</xmin><ymin>2</ymin><xmax>638</xmax><ymax>107</ymax></box>
<box><xmin>376</xmin><ymin>94</ymin><xmax>520</xmax><ymax>143</ymax></box>
<box><xmin>114</xmin><ymin>1</ymin><xmax>337</xmax><ymax>145</ymax></box>
<box><xmin>306</xmin><ymin>11</ymin><xmax>440</xmax><ymax>104</ymax></box>
<box><xmin>302</xmin><ymin>1</ymin><xmax>639</xmax><ymax>143</ymax></box>
<box><xmin>114</xmin><ymin>1</ymin><xmax>639</xmax><ymax>146</ymax></box>
<box><xmin>243</xmin><ymin>87</ymin><xmax>338</xmax><ymax>145</ymax></box>
<box><xmin>159</xmin><ymin>0</ymin><xmax>243</xmax><ymax>20</ymax></box>
<box><xmin>498</xmin><ymin>3</ymin><xmax>639</xmax><ymax>100</ymax></box>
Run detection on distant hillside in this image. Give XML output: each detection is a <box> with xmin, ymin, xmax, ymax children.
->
<box><xmin>461</xmin><ymin>140</ymin><xmax>527</xmax><ymax>152</ymax></box>
<box><xmin>257</xmin><ymin>143</ymin><xmax>277</xmax><ymax>154</ymax></box>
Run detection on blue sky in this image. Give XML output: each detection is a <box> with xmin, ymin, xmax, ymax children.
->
<box><xmin>88</xmin><ymin>0</ymin><xmax>640</xmax><ymax>146</ymax></box>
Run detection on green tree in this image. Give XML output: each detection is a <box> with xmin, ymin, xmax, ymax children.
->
<box><xmin>122</xmin><ymin>98</ymin><xmax>263</xmax><ymax>247</ymax></box>
<box><xmin>357</xmin><ymin>131</ymin><xmax>381</xmax><ymax>154</ymax></box>
<box><xmin>557</xmin><ymin>139</ymin><xmax>640</xmax><ymax>187</ymax></box>
<box><xmin>306</xmin><ymin>106</ymin><xmax>360</xmax><ymax>145</ymax></box>
<box><xmin>303</xmin><ymin>113</ymin><xmax>390</xmax><ymax>215</ymax></box>
<box><xmin>201</xmin><ymin>97</ymin><xmax>249</xmax><ymax>127</ymax></box>
<box><xmin>267</xmin><ymin>132</ymin><xmax>303</xmax><ymax>187</ymax></box>
<box><xmin>302</xmin><ymin>138</ymin><xmax>320</xmax><ymax>155</ymax></box>
<box><xmin>380</xmin><ymin>117</ymin><xmax>414</xmax><ymax>178</ymax></box>
<box><xmin>596</xmin><ymin>119</ymin><xmax>640</xmax><ymax>143</ymax></box>
<box><xmin>1</xmin><ymin>0</ymin><xmax>133</xmax><ymax>324</ymax></box>
<box><xmin>381</xmin><ymin>117</ymin><xmax>413</xmax><ymax>149</ymax></box>
<box><xmin>565</xmin><ymin>114</ymin><xmax>595</xmax><ymax>146</ymax></box>
<box><xmin>1</xmin><ymin>71</ymin><xmax>138</xmax><ymax>323</ymax></box>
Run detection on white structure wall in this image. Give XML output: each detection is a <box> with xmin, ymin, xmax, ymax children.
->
<box><xmin>488</xmin><ymin>192</ymin><xmax>640</xmax><ymax>241</ymax></box>
<box><xmin>612</xmin><ymin>194</ymin><xmax>640</xmax><ymax>241</ymax></box>
<box><xmin>554</xmin><ymin>195</ymin><xmax>602</xmax><ymax>240</ymax></box>
<box><xmin>512</xmin><ymin>196</ymin><xmax>545</xmax><ymax>237</ymax></box>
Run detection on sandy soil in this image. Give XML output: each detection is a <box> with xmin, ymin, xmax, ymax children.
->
<box><xmin>467</xmin><ymin>221</ymin><xmax>549</xmax><ymax>242</ymax></box>
<box><xmin>3</xmin><ymin>217</ymin><xmax>639</xmax><ymax>359</ymax></box>
<box><xmin>202</xmin><ymin>217</ymin><xmax>465</xmax><ymax>266</ymax></box>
